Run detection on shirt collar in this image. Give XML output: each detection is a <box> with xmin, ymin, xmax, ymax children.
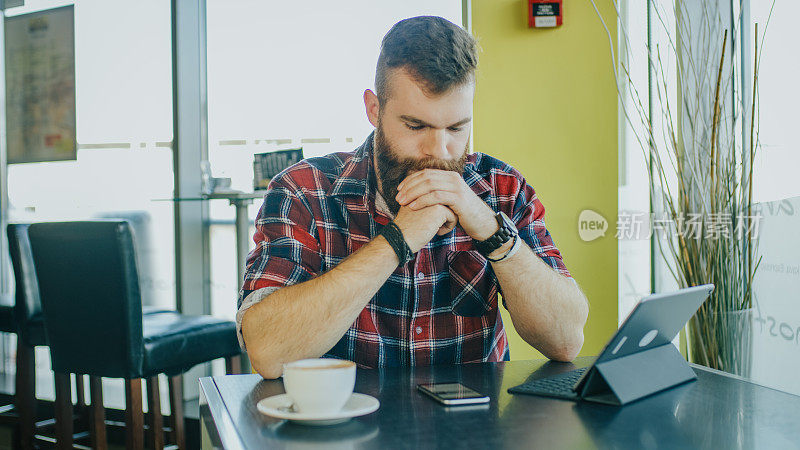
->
<box><xmin>329</xmin><ymin>132</ymin><xmax>376</xmax><ymax>198</ymax></box>
<box><xmin>463</xmin><ymin>155</ymin><xmax>492</xmax><ymax>198</ymax></box>
<box><xmin>329</xmin><ymin>131</ymin><xmax>492</xmax><ymax>199</ymax></box>
<box><xmin>374</xmin><ymin>189</ymin><xmax>394</xmax><ymax>218</ymax></box>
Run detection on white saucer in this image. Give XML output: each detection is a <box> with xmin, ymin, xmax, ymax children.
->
<box><xmin>257</xmin><ymin>393</ymin><xmax>380</xmax><ymax>426</ymax></box>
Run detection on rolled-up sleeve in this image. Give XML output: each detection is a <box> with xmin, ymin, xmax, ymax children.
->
<box><xmin>507</xmin><ymin>174</ymin><xmax>572</xmax><ymax>279</ymax></box>
<box><xmin>236</xmin><ymin>174</ymin><xmax>322</xmax><ymax>350</ymax></box>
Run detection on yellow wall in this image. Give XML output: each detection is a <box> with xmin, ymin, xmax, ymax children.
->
<box><xmin>472</xmin><ymin>0</ymin><xmax>618</xmax><ymax>359</ymax></box>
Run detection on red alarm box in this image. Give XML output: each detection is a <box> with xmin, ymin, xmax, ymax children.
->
<box><xmin>528</xmin><ymin>0</ymin><xmax>563</xmax><ymax>28</ymax></box>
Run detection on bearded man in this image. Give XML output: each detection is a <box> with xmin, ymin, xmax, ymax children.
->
<box><xmin>238</xmin><ymin>16</ymin><xmax>588</xmax><ymax>379</ymax></box>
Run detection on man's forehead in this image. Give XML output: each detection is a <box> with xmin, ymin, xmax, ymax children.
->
<box><xmin>382</xmin><ymin>68</ymin><xmax>474</xmax><ymax>124</ymax></box>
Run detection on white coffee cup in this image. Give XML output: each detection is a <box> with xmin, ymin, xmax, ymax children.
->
<box><xmin>282</xmin><ymin>358</ymin><xmax>356</xmax><ymax>414</ymax></box>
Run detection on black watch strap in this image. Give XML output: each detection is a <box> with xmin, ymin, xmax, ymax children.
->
<box><xmin>474</xmin><ymin>212</ymin><xmax>518</xmax><ymax>257</ymax></box>
<box><xmin>380</xmin><ymin>221</ymin><xmax>414</xmax><ymax>264</ymax></box>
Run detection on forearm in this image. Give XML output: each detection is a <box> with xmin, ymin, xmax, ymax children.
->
<box><xmin>242</xmin><ymin>236</ymin><xmax>399</xmax><ymax>378</ymax></box>
<box><xmin>491</xmin><ymin>244</ymin><xmax>588</xmax><ymax>361</ymax></box>
<box><xmin>394</xmin><ymin>168</ymin><xmax>586</xmax><ymax>359</ymax></box>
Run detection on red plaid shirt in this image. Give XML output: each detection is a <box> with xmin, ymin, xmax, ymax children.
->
<box><xmin>237</xmin><ymin>133</ymin><xmax>571</xmax><ymax>368</ymax></box>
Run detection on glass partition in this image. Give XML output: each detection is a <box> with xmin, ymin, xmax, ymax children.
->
<box><xmin>3</xmin><ymin>0</ymin><xmax>173</xmax><ymax>407</ymax></box>
<box><xmin>748</xmin><ymin>0</ymin><xmax>800</xmax><ymax>396</ymax></box>
<box><xmin>205</xmin><ymin>0</ymin><xmax>464</xmax><ymax>323</ymax></box>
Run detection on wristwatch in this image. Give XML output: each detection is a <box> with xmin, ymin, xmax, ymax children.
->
<box><xmin>473</xmin><ymin>212</ymin><xmax>518</xmax><ymax>257</ymax></box>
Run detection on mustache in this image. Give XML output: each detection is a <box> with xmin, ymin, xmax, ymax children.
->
<box><xmin>381</xmin><ymin>153</ymin><xmax>466</xmax><ymax>184</ymax></box>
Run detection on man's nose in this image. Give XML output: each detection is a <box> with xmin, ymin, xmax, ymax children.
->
<box><xmin>422</xmin><ymin>129</ymin><xmax>449</xmax><ymax>159</ymax></box>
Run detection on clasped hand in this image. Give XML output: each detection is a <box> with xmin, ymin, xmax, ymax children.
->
<box><xmin>392</xmin><ymin>169</ymin><xmax>499</xmax><ymax>252</ymax></box>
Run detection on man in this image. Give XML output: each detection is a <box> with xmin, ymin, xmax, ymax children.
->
<box><xmin>238</xmin><ymin>16</ymin><xmax>588</xmax><ymax>379</ymax></box>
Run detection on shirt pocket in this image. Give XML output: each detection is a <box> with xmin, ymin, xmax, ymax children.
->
<box><xmin>448</xmin><ymin>250</ymin><xmax>495</xmax><ymax>317</ymax></box>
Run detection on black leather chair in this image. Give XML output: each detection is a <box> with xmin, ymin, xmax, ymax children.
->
<box><xmin>7</xmin><ymin>223</ymin><xmax>58</xmax><ymax>448</ymax></box>
<box><xmin>0</xmin><ymin>294</ymin><xmax>14</xmax><ymax>345</ymax></box>
<box><xmin>0</xmin><ymin>291</ymin><xmax>30</xmax><ymax>436</ymax></box>
<box><xmin>7</xmin><ymin>223</ymin><xmax>176</xmax><ymax>448</ymax></box>
<box><xmin>28</xmin><ymin>221</ymin><xmax>242</xmax><ymax>449</ymax></box>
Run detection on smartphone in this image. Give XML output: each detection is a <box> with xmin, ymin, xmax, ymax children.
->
<box><xmin>417</xmin><ymin>383</ymin><xmax>490</xmax><ymax>406</ymax></box>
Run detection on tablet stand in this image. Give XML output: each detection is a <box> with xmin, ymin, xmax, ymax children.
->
<box><xmin>577</xmin><ymin>343</ymin><xmax>697</xmax><ymax>405</ymax></box>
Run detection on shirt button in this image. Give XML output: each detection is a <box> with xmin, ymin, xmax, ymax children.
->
<box><xmin>415</xmin><ymin>326</ymin><xmax>423</xmax><ymax>335</ymax></box>
<box><xmin>417</xmin><ymin>272</ymin><xmax>424</xmax><ymax>280</ymax></box>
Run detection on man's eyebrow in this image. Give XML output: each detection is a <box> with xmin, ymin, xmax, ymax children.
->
<box><xmin>399</xmin><ymin>115</ymin><xmax>472</xmax><ymax>128</ymax></box>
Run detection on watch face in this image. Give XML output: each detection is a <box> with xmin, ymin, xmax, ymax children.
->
<box><xmin>496</xmin><ymin>212</ymin><xmax>518</xmax><ymax>240</ymax></box>
<box><xmin>499</xmin><ymin>212</ymin><xmax>516</xmax><ymax>233</ymax></box>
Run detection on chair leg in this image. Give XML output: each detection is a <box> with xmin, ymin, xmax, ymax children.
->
<box><xmin>167</xmin><ymin>375</ymin><xmax>185</xmax><ymax>450</ymax></box>
<box><xmin>75</xmin><ymin>373</ymin><xmax>86</xmax><ymax>410</ymax></box>
<box><xmin>146</xmin><ymin>377</ymin><xmax>164</xmax><ymax>450</ymax></box>
<box><xmin>75</xmin><ymin>373</ymin><xmax>88</xmax><ymax>432</ymax></box>
<box><xmin>89</xmin><ymin>376</ymin><xmax>107</xmax><ymax>450</ymax></box>
<box><xmin>54</xmin><ymin>372</ymin><xmax>73</xmax><ymax>450</ymax></box>
<box><xmin>125</xmin><ymin>379</ymin><xmax>144</xmax><ymax>450</ymax></box>
<box><xmin>15</xmin><ymin>340</ymin><xmax>36</xmax><ymax>450</ymax></box>
<box><xmin>225</xmin><ymin>355</ymin><xmax>242</xmax><ymax>375</ymax></box>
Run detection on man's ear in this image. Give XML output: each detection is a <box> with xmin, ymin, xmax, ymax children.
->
<box><xmin>364</xmin><ymin>89</ymin><xmax>380</xmax><ymax>128</ymax></box>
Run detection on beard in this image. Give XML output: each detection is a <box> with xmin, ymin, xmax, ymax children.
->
<box><xmin>373</xmin><ymin>123</ymin><xmax>468</xmax><ymax>216</ymax></box>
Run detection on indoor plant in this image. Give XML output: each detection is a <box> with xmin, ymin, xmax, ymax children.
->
<box><xmin>593</xmin><ymin>0</ymin><xmax>772</xmax><ymax>376</ymax></box>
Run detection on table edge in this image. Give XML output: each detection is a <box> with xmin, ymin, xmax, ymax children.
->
<box><xmin>690</xmin><ymin>363</ymin><xmax>800</xmax><ymax>398</ymax></box>
<box><xmin>200</xmin><ymin>376</ymin><xmax>248</xmax><ymax>450</ymax></box>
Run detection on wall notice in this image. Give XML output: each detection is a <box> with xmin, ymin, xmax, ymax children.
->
<box><xmin>4</xmin><ymin>5</ymin><xmax>76</xmax><ymax>164</ymax></box>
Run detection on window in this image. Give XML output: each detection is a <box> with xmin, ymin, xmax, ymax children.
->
<box><xmin>204</xmin><ymin>0</ymin><xmax>464</xmax><ymax>321</ymax></box>
<box><xmin>3</xmin><ymin>0</ymin><xmax>173</xmax><ymax>407</ymax></box>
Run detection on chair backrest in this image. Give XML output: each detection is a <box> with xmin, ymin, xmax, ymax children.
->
<box><xmin>28</xmin><ymin>221</ymin><xmax>145</xmax><ymax>378</ymax></box>
<box><xmin>6</xmin><ymin>224</ymin><xmax>43</xmax><ymax>327</ymax></box>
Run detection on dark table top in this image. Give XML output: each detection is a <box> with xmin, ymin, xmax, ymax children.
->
<box><xmin>199</xmin><ymin>357</ymin><xmax>800</xmax><ymax>449</ymax></box>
